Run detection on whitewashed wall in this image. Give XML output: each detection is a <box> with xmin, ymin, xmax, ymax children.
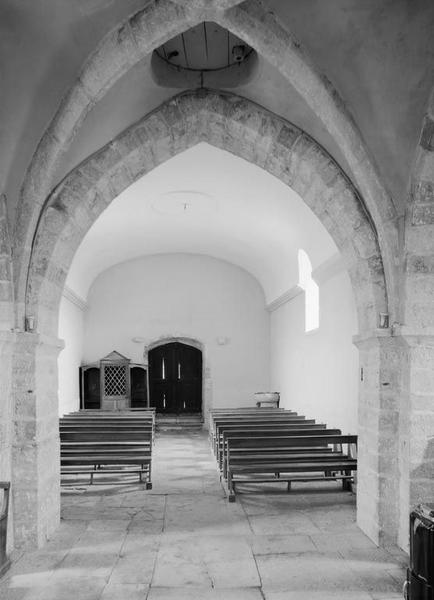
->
<box><xmin>58</xmin><ymin>293</ymin><xmax>85</xmax><ymax>415</ymax></box>
<box><xmin>82</xmin><ymin>254</ymin><xmax>270</xmax><ymax>412</ymax></box>
<box><xmin>270</xmin><ymin>266</ymin><xmax>358</xmax><ymax>434</ymax></box>
<box><xmin>58</xmin><ymin>251</ymin><xmax>357</xmax><ymax>430</ymax></box>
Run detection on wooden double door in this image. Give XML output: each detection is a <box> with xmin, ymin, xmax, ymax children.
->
<box><xmin>148</xmin><ymin>342</ymin><xmax>202</xmax><ymax>414</ymax></box>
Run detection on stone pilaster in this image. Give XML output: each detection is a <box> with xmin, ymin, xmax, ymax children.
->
<box><xmin>11</xmin><ymin>332</ymin><xmax>63</xmax><ymax>548</ymax></box>
<box><xmin>403</xmin><ymin>151</ymin><xmax>434</xmax><ymax>546</ymax></box>
<box><xmin>354</xmin><ymin>330</ymin><xmax>406</xmax><ymax>547</ymax></box>
<box><xmin>0</xmin><ymin>332</ymin><xmax>15</xmax><ymax>552</ymax></box>
<box><xmin>394</xmin><ymin>327</ymin><xmax>434</xmax><ymax>550</ymax></box>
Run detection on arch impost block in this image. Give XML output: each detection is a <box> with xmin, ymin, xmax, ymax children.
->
<box><xmin>12</xmin><ymin>331</ymin><xmax>65</xmax><ymax>352</ymax></box>
<box><xmin>0</xmin><ymin>330</ymin><xmax>18</xmax><ymax>345</ymax></box>
<box><xmin>352</xmin><ymin>329</ymin><xmax>393</xmax><ymax>350</ymax></box>
<box><xmin>353</xmin><ymin>327</ymin><xmax>434</xmax><ymax>350</ymax></box>
<box><xmin>389</xmin><ymin>325</ymin><xmax>434</xmax><ymax>346</ymax></box>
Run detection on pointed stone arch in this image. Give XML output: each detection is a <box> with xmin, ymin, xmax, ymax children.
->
<box><xmin>26</xmin><ymin>90</ymin><xmax>387</xmax><ymax>338</ymax></box>
<box><xmin>14</xmin><ymin>0</ymin><xmax>398</xmax><ymax>328</ymax></box>
<box><xmin>12</xmin><ymin>89</ymin><xmax>403</xmax><ymax>550</ymax></box>
<box><xmin>23</xmin><ymin>91</ymin><xmax>395</xmax><ymax>547</ymax></box>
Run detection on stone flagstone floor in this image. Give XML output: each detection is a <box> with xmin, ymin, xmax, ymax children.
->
<box><xmin>1</xmin><ymin>429</ymin><xmax>407</xmax><ymax>599</ymax></box>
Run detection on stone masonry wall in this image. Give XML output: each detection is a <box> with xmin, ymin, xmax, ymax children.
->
<box><xmin>0</xmin><ymin>195</ymin><xmax>14</xmax><ymax>550</ymax></box>
<box><xmin>354</xmin><ymin>333</ymin><xmax>406</xmax><ymax>546</ymax></box>
<box><xmin>0</xmin><ymin>333</ymin><xmax>14</xmax><ymax>552</ymax></box>
<box><xmin>11</xmin><ymin>334</ymin><xmax>62</xmax><ymax>548</ymax></box>
<box><xmin>401</xmin><ymin>91</ymin><xmax>434</xmax><ymax>549</ymax></box>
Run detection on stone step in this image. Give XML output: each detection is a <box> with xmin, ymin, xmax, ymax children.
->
<box><xmin>155</xmin><ymin>414</ymin><xmax>204</xmax><ymax>431</ymax></box>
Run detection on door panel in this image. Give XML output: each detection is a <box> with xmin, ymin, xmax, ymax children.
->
<box><xmin>150</xmin><ymin>381</ymin><xmax>177</xmax><ymax>413</ymax></box>
<box><xmin>130</xmin><ymin>367</ymin><xmax>148</xmax><ymax>408</ymax></box>
<box><xmin>178</xmin><ymin>381</ymin><xmax>201</xmax><ymax>413</ymax></box>
<box><xmin>83</xmin><ymin>368</ymin><xmax>101</xmax><ymax>409</ymax></box>
<box><xmin>149</xmin><ymin>342</ymin><xmax>202</xmax><ymax>414</ymax></box>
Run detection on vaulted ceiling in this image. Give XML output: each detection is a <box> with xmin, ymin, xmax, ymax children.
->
<box><xmin>66</xmin><ymin>143</ymin><xmax>337</xmax><ymax>301</ymax></box>
<box><xmin>1</xmin><ymin>0</ymin><xmax>433</xmax><ymax>297</ymax></box>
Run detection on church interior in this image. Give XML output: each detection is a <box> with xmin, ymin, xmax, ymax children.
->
<box><xmin>1</xmin><ymin>1</ymin><xmax>434</xmax><ymax>598</ymax></box>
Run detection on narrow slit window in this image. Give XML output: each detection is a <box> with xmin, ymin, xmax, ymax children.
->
<box><xmin>298</xmin><ymin>249</ymin><xmax>319</xmax><ymax>332</ymax></box>
<box><xmin>161</xmin><ymin>358</ymin><xmax>166</xmax><ymax>380</ymax></box>
<box><xmin>178</xmin><ymin>362</ymin><xmax>181</xmax><ymax>380</ymax></box>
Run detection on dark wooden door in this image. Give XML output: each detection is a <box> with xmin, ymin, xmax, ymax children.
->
<box><xmin>130</xmin><ymin>367</ymin><xmax>148</xmax><ymax>408</ymax></box>
<box><xmin>82</xmin><ymin>367</ymin><xmax>101</xmax><ymax>409</ymax></box>
<box><xmin>148</xmin><ymin>342</ymin><xmax>202</xmax><ymax>414</ymax></box>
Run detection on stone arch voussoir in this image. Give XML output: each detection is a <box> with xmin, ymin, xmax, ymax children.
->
<box><xmin>26</xmin><ymin>90</ymin><xmax>387</xmax><ymax>336</ymax></box>
<box><xmin>0</xmin><ymin>195</ymin><xmax>14</xmax><ymax>329</ymax></box>
<box><xmin>406</xmin><ymin>87</ymin><xmax>434</xmax><ymax>330</ymax></box>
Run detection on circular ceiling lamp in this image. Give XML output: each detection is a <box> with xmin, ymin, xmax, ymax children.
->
<box><xmin>151</xmin><ymin>190</ymin><xmax>217</xmax><ymax>216</ymax></box>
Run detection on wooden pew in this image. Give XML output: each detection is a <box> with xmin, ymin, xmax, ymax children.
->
<box><xmin>59</xmin><ymin>412</ymin><xmax>153</xmax><ymax>486</ymax></box>
<box><xmin>63</xmin><ymin>409</ymin><xmax>155</xmax><ymax>428</ymax></box>
<box><xmin>60</xmin><ymin>424</ymin><xmax>154</xmax><ymax>441</ymax></box>
<box><xmin>211</xmin><ymin>413</ymin><xmax>305</xmax><ymax>456</ymax></box>
<box><xmin>62</xmin><ymin>410</ymin><xmax>155</xmax><ymax>430</ymax></box>
<box><xmin>209</xmin><ymin>408</ymin><xmax>288</xmax><ymax>443</ymax></box>
<box><xmin>221</xmin><ymin>428</ymin><xmax>344</xmax><ymax>475</ymax></box>
<box><xmin>215</xmin><ymin>421</ymin><xmax>325</xmax><ymax>466</ymax></box>
<box><xmin>224</xmin><ymin>433</ymin><xmax>357</xmax><ymax>502</ymax></box>
<box><xmin>64</xmin><ymin>410</ymin><xmax>156</xmax><ymax>418</ymax></box>
<box><xmin>211</xmin><ymin>407</ymin><xmax>286</xmax><ymax>411</ymax></box>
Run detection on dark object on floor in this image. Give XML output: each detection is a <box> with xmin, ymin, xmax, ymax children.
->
<box><xmin>404</xmin><ymin>504</ymin><xmax>434</xmax><ymax>599</ymax></box>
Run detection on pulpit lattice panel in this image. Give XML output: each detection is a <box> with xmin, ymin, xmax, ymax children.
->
<box><xmin>103</xmin><ymin>365</ymin><xmax>127</xmax><ymax>396</ymax></box>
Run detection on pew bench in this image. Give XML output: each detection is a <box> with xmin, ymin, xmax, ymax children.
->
<box><xmin>216</xmin><ymin>423</ymin><xmax>328</xmax><ymax>467</ymax></box>
<box><xmin>61</xmin><ymin>467</ymin><xmax>152</xmax><ymax>485</ymax></box>
<box><xmin>59</xmin><ymin>412</ymin><xmax>154</xmax><ymax>486</ymax></box>
<box><xmin>224</xmin><ymin>433</ymin><xmax>357</xmax><ymax>501</ymax></box>
<box><xmin>220</xmin><ymin>427</ymin><xmax>340</xmax><ymax>473</ymax></box>
<box><xmin>212</xmin><ymin>416</ymin><xmax>314</xmax><ymax>457</ymax></box>
<box><xmin>209</xmin><ymin>408</ymin><xmax>289</xmax><ymax>444</ymax></box>
<box><xmin>60</xmin><ymin>441</ymin><xmax>152</xmax><ymax>486</ymax></box>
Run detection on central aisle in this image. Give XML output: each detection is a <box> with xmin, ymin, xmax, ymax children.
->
<box><xmin>1</xmin><ymin>430</ymin><xmax>406</xmax><ymax>600</ymax></box>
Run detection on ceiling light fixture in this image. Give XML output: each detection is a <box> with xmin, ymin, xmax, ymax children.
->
<box><xmin>151</xmin><ymin>190</ymin><xmax>216</xmax><ymax>216</ymax></box>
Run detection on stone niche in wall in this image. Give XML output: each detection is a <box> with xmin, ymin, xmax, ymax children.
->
<box><xmin>79</xmin><ymin>351</ymin><xmax>148</xmax><ymax>411</ymax></box>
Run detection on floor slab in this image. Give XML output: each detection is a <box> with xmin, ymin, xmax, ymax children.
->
<box><xmin>0</xmin><ymin>429</ymin><xmax>407</xmax><ymax>599</ymax></box>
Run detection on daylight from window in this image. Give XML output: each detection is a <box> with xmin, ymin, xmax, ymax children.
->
<box><xmin>298</xmin><ymin>249</ymin><xmax>319</xmax><ymax>332</ymax></box>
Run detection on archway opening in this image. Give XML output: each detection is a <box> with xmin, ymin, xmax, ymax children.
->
<box><xmin>21</xmin><ymin>91</ymin><xmax>389</xmax><ymax>551</ymax></box>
